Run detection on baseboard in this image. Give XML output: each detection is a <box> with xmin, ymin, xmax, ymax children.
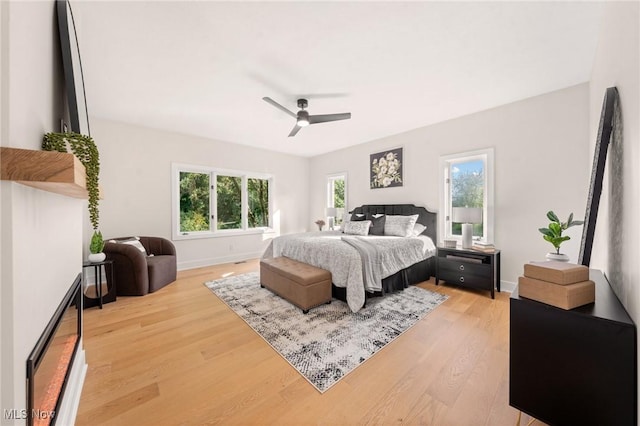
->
<box><xmin>500</xmin><ymin>280</ymin><xmax>516</xmax><ymax>293</ymax></box>
<box><xmin>177</xmin><ymin>251</ymin><xmax>263</xmax><ymax>271</ymax></box>
<box><xmin>56</xmin><ymin>343</ymin><xmax>87</xmax><ymax>425</ymax></box>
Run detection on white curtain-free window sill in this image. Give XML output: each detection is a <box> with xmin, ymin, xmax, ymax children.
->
<box><xmin>172</xmin><ymin>228</ymin><xmax>271</xmax><ymax>241</ymax></box>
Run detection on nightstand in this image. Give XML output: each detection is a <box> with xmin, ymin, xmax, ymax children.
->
<box><xmin>435</xmin><ymin>246</ymin><xmax>501</xmax><ymax>299</ymax></box>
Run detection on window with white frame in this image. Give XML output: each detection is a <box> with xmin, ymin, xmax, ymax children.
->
<box><xmin>439</xmin><ymin>148</ymin><xmax>494</xmax><ymax>243</ymax></box>
<box><xmin>327</xmin><ymin>173</ymin><xmax>347</xmax><ymax>228</ymax></box>
<box><xmin>172</xmin><ymin>164</ymin><xmax>272</xmax><ymax>239</ymax></box>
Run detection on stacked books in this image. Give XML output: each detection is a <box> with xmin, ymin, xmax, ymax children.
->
<box><xmin>518</xmin><ymin>261</ymin><xmax>595</xmax><ymax>310</ymax></box>
<box><xmin>471</xmin><ymin>241</ymin><xmax>495</xmax><ymax>253</ymax></box>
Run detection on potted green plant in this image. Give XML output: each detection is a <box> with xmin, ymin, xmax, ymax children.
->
<box><xmin>42</xmin><ymin>132</ymin><xmax>102</xmax><ymax>260</ymax></box>
<box><xmin>88</xmin><ymin>230</ymin><xmax>106</xmax><ymax>263</ymax></box>
<box><xmin>538</xmin><ymin>211</ymin><xmax>584</xmax><ymax>262</ymax></box>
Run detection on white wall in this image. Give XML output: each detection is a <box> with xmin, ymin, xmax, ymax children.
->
<box><xmin>91</xmin><ymin>118</ymin><xmax>310</xmax><ymax>270</ymax></box>
<box><xmin>309</xmin><ymin>84</ymin><xmax>591</xmax><ymax>288</ymax></box>
<box><xmin>0</xmin><ymin>0</ymin><xmax>7</xmax><ymax>408</ymax></box>
<box><xmin>588</xmin><ymin>1</ymin><xmax>640</xmax><ymax>417</ymax></box>
<box><xmin>1</xmin><ymin>1</ymin><xmax>85</xmax><ymax>423</ymax></box>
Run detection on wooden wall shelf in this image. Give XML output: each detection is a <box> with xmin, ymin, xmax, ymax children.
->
<box><xmin>1</xmin><ymin>147</ymin><xmax>90</xmax><ymax>198</ymax></box>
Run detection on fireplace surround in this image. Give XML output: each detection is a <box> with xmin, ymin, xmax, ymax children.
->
<box><xmin>26</xmin><ymin>274</ymin><xmax>82</xmax><ymax>426</ymax></box>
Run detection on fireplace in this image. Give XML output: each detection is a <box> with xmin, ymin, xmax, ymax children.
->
<box><xmin>26</xmin><ymin>274</ymin><xmax>82</xmax><ymax>426</ymax></box>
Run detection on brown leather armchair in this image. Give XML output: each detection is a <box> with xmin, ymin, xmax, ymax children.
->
<box><xmin>104</xmin><ymin>236</ymin><xmax>177</xmax><ymax>296</ymax></box>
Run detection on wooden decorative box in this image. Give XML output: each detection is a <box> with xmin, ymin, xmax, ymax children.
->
<box><xmin>517</xmin><ymin>276</ymin><xmax>595</xmax><ymax>310</ymax></box>
<box><xmin>523</xmin><ymin>261</ymin><xmax>589</xmax><ymax>285</ymax></box>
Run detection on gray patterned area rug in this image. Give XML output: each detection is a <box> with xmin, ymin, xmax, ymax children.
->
<box><xmin>204</xmin><ymin>272</ymin><xmax>448</xmax><ymax>393</ymax></box>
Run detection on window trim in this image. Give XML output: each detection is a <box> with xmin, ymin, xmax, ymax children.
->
<box><xmin>438</xmin><ymin>148</ymin><xmax>494</xmax><ymax>244</ymax></box>
<box><xmin>171</xmin><ymin>163</ymin><xmax>273</xmax><ymax>240</ymax></box>
<box><xmin>327</xmin><ymin>172</ymin><xmax>348</xmax><ymax>226</ymax></box>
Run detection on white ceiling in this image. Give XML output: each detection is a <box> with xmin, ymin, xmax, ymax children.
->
<box><xmin>72</xmin><ymin>1</ymin><xmax>604</xmax><ymax>157</ymax></box>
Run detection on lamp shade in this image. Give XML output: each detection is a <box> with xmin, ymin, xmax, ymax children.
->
<box><xmin>452</xmin><ymin>207</ymin><xmax>482</xmax><ymax>224</ymax></box>
<box><xmin>326</xmin><ymin>207</ymin><xmax>337</xmax><ymax>217</ymax></box>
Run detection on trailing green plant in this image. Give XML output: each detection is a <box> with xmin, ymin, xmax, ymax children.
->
<box><xmin>42</xmin><ymin>132</ymin><xmax>100</xmax><ymax>230</ymax></box>
<box><xmin>538</xmin><ymin>211</ymin><xmax>584</xmax><ymax>254</ymax></box>
<box><xmin>89</xmin><ymin>230</ymin><xmax>105</xmax><ymax>254</ymax></box>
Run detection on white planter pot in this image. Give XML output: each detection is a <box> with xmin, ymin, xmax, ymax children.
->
<box><xmin>546</xmin><ymin>252</ymin><xmax>569</xmax><ymax>262</ymax></box>
<box><xmin>88</xmin><ymin>252</ymin><xmax>106</xmax><ymax>263</ymax></box>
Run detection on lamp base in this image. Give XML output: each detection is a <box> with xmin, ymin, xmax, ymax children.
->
<box><xmin>461</xmin><ymin>223</ymin><xmax>473</xmax><ymax>249</ymax></box>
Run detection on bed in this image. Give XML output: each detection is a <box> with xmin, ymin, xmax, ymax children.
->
<box><xmin>262</xmin><ymin>204</ymin><xmax>438</xmax><ymax>312</ymax></box>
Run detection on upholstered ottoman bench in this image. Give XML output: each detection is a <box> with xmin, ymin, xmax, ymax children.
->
<box><xmin>260</xmin><ymin>257</ymin><xmax>332</xmax><ymax>314</ymax></box>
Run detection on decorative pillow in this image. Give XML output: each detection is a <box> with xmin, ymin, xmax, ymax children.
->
<box><xmin>343</xmin><ymin>212</ymin><xmax>352</xmax><ymax>225</ymax></box>
<box><xmin>350</xmin><ymin>213</ymin><xmax>366</xmax><ymax>221</ymax></box>
<box><xmin>366</xmin><ymin>213</ymin><xmax>386</xmax><ymax>235</ymax></box>
<box><xmin>108</xmin><ymin>237</ymin><xmax>148</xmax><ymax>255</ymax></box>
<box><xmin>343</xmin><ymin>220</ymin><xmax>371</xmax><ymax>236</ymax></box>
<box><xmin>384</xmin><ymin>214</ymin><xmax>419</xmax><ymax>237</ymax></box>
<box><xmin>411</xmin><ymin>223</ymin><xmax>427</xmax><ymax>237</ymax></box>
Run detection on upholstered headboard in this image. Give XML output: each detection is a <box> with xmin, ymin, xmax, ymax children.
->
<box><xmin>350</xmin><ymin>204</ymin><xmax>437</xmax><ymax>244</ymax></box>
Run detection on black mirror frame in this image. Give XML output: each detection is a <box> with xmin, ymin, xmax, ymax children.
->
<box><xmin>578</xmin><ymin>86</ymin><xmax>619</xmax><ymax>266</ymax></box>
<box><xmin>56</xmin><ymin>0</ymin><xmax>90</xmax><ymax>136</ymax></box>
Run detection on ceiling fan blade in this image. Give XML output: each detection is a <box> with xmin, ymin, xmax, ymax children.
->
<box><xmin>288</xmin><ymin>124</ymin><xmax>302</xmax><ymax>137</ymax></box>
<box><xmin>309</xmin><ymin>113</ymin><xmax>351</xmax><ymax>124</ymax></box>
<box><xmin>262</xmin><ymin>97</ymin><xmax>296</xmax><ymax>118</ymax></box>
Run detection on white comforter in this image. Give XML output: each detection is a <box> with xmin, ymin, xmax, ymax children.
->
<box><xmin>261</xmin><ymin>231</ymin><xmax>436</xmax><ymax>312</ymax></box>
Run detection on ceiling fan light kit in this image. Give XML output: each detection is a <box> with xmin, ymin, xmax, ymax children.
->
<box><xmin>297</xmin><ymin>110</ymin><xmax>310</xmax><ymax>127</ymax></box>
<box><xmin>262</xmin><ymin>97</ymin><xmax>351</xmax><ymax>137</ymax></box>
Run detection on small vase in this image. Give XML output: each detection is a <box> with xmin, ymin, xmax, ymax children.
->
<box><xmin>317</xmin><ymin>225</ymin><xmax>323</xmax><ymax>231</ymax></box>
<box><xmin>546</xmin><ymin>253</ymin><xmax>569</xmax><ymax>262</ymax></box>
<box><xmin>88</xmin><ymin>252</ymin><xmax>106</xmax><ymax>263</ymax></box>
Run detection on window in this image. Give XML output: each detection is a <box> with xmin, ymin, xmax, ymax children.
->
<box><xmin>327</xmin><ymin>173</ymin><xmax>347</xmax><ymax>227</ymax></box>
<box><xmin>216</xmin><ymin>174</ymin><xmax>242</xmax><ymax>230</ymax></box>
<box><xmin>172</xmin><ymin>164</ymin><xmax>272</xmax><ymax>239</ymax></box>
<box><xmin>179</xmin><ymin>171</ymin><xmax>210</xmax><ymax>233</ymax></box>
<box><xmin>439</xmin><ymin>148</ymin><xmax>494</xmax><ymax>243</ymax></box>
<box><xmin>248</xmin><ymin>178</ymin><xmax>270</xmax><ymax>228</ymax></box>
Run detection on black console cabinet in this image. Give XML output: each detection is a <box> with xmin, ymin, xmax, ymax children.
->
<box><xmin>510</xmin><ymin>269</ymin><xmax>637</xmax><ymax>425</ymax></box>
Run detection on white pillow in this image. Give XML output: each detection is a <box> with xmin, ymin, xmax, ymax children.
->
<box><xmin>343</xmin><ymin>220</ymin><xmax>371</xmax><ymax>236</ymax></box>
<box><xmin>411</xmin><ymin>223</ymin><xmax>427</xmax><ymax>237</ymax></box>
<box><xmin>109</xmin><ymin>236</ymin><xmax>147</xmax><ymax>254</ymax></box>
<box><xmin>384</xmin><ymin>214</ymin><xmax>419</xmax><ymax>237</ymax></box>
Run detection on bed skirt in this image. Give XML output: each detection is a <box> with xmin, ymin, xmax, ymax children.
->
<box><xmin>331</xmin><ymin>257</ymin><xmax>434</xmax><ymax>302</ymax></box>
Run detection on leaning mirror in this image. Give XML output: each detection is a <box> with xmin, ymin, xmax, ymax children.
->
<box><xmin>578</xmin><ymin>87</ymin><xmax>619</xmax><ymax>266</ymax></box>
<box><xmin>57</xmin><ymin>0</ymin><xmax>90</xmax><ymax>135</ymax></box>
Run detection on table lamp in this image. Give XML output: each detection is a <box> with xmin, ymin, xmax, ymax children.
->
<box><xmin>326</xmin><ymin>207</ymin><xmax>337</xmax><ymax>230</ymax></box>
<box><xmin>452</xmin><ymin>207</ymin><xmax>483</xmax><ymax>249</ymax></box>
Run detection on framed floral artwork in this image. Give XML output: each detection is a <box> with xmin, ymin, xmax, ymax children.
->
<box><xmin>370</xmin><ymin>147</ymin><xmax>403</xmax><ymax>189</ymax></box>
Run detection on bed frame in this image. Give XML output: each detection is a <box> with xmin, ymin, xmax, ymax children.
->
<box><xmin>332</xmin><ymin>204</ymin><xmax>438</xmax><ymax>300</ymax></box>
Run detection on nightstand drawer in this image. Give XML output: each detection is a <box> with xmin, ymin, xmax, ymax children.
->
<box><xmin>439</xmin><ymin>260</ymin><xmax>490</xmax><ymax>277</ymax></box>
<box><xmin>438</xmin><ymin>269</ymin><xmax>492</xmax><ymax>290</ymax></box>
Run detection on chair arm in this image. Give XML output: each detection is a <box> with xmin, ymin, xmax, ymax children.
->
<box><xmin>103</xmin><ymin>242</ymin><xmax>148</xmax><ymax>265</ymax></box>
<box><xmin>139</xmin><ymin>236</ymin><xmax>176</xmax><ymax>256</ymax></box>
<box><xmin>103</xmin><ymin>241</ymin><xmax>151</xmax><ymax>295</ymax></box>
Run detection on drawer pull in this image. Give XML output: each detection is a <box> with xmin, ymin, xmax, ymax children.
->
<box><xmin>460</xmin><ymin>277</ymin><xmax>465</xmax><ymax>283</ymax></box>
<box><xmin>459</xmin><ymin>265</ymin><xmax>465</xmax><ymax>271</ymax></box>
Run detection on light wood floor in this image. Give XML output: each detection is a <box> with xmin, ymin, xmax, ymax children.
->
<box><xmin>76</xmin><ymin>259</ymin><xmax>539</xmax><ymax>425</ymax></box>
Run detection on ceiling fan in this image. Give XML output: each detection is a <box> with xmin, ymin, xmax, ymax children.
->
<box><xmin>262</xmin><ymin>97</ymin><xmax>351</xmax><ymax>137</ymax></box>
